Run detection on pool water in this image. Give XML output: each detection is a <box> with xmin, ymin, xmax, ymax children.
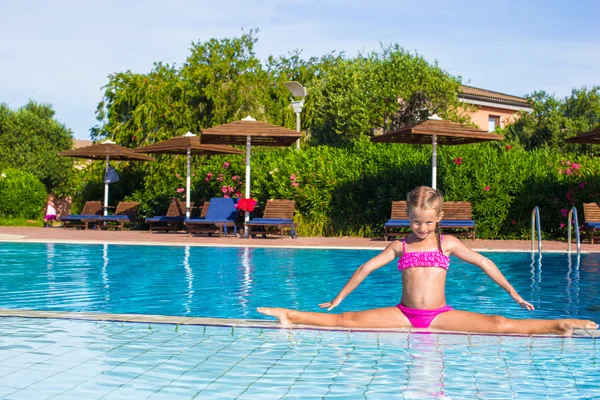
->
<box><xmin>0</xmin><ymin>317</ymin><xmax>597</xmax><ymax>399</ymax></box>
<box><xmin>0</xmin><ymin>243</ymin><xmax>598</xmax><ymax>322</ymax></box>
<box><xmin>0</xmin><ymin>242</ymin><xmax>599</xmax><ymax>399</ymax></box>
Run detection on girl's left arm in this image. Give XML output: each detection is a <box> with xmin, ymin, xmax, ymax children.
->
<box><xmin>446</xmin><ymin>236</ymin><xmax>535</xmax><ymax>310</ymax></box>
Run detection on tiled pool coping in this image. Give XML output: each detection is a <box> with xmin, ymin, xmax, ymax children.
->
<box><xmin>1</xmin><ymin>309</ymin><xmax>597</xmax><ymax>339</ymax></box>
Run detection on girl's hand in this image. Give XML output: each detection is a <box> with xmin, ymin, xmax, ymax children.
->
<box><xmin>319</xmin><ymin>298</ymin><xmax>342</xmax><ymax>311</ymax></box>
<box><xmin>511</xmin><ymin>293</ymin><xmax>535</xmax><ymax>310</ymax></box>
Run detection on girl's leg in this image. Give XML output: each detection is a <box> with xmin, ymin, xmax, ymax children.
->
<box><xmin>257</xmin><ymin>306</ymin><xmax>411</xmax><ymax>329</ymax></box>
<box><xmin>431</xmin><ymin>310</ymin><xmax>598</xmax><ymax>335</ymax></box>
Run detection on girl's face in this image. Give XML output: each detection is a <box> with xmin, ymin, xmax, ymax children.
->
<box><xmin>408</xmin><ymin>207</ymin><xmax>443</xmax><ymax>239</ymax></box>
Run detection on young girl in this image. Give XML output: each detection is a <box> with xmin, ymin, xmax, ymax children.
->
<box><xmin>258</xmin><ymin>186</ymin><xmax>598</xmax><ymax>336</ymax></box>
<box><xmin>44</xmin><ymin>195</ymin><xmax>57</xmax><ymax>228</ymax></box>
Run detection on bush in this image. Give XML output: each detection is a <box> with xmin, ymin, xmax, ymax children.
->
<box><xmin>0</xmin><ymin>168</ymin><xmax>47</xmax><ymax>219</ymax></box>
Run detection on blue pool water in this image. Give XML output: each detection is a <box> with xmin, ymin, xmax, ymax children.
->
<box><xmin>0</xmin><ymin>243</ymin><xmax>599</xmax><ymax>399</ymax></box>
<box><xmin>0</xmin><ymin>243</ymin><xmax>599</xmax><ymax>322</ymax></box>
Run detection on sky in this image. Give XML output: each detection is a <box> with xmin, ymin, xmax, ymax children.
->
<box><xmin>1</xmin><ymin>0</ymin><xmax>599</xmax><ymax>140</ymax></box>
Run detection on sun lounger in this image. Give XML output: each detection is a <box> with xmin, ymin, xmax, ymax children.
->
<box><xmin>93</xmin><ymin>201</ymin><xmax>140</xmax><ymax>231</ymax></box>
<box><xmin>145</xmin><ymin>200</ymin><xmax>196</xmax><ymax>233</ymax></box>
<box><xmin>583</xmin><ymin>202</ymin><xmax>600</xmax><ymax>244</ymax></box>
<box><xmin>384</xmin><ymin>200</ymin><xmax>476</xmax><ymax>240</ymax></box>
<box><xmin>59</xmin><ymin>201</ymin><xmax>103</xmax><ymax>230</ymax></box>
<box><xmin>247</xmin><ymin>199</ymin><xmax>297</xmax><ymax>238</ymax></box>
<box><xmin>384</xmin><ymin>201</ymin><xmax>410</xmax><ymax>240</ymax></box>
<box><xmin>184</xmin><ymin>198</ymin><xmax>239</xmax><ymax>237</ymax></box>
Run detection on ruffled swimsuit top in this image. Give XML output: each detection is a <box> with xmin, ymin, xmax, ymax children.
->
<box><xmin>397</xmin><ymin>236</ymin><xmax>450</xmax><ymax>271</ymax></box>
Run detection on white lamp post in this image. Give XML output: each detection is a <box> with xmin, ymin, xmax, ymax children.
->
<box><xmin>284</xmin><ymin>81</ymin><xmax>307</xmax><ymax>150</ymax></box>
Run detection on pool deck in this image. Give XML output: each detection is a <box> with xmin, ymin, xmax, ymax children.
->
<box><xmin>0</xmin><ymin>225</ymin><xmax>597</xmax><ymax>252</ymax></box>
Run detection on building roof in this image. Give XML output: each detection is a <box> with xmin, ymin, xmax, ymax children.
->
<box><xmin>459</xmin><ymin>85</ymin><xmax>532</xmax><ymax>109</ymax></box>
<box><xmin>72</xmin><ymin>139</ymin><xmax>93</xmax><ymax>149</ymax></box>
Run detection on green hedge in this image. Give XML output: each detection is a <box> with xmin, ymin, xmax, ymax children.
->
<box><xmin>72</xmin><ymin>140</ymin><xmax>600</xmax><ymax>239</ymax></box>
<box><xmin>0</xmin><ymin>168</ymin><xmax>47</xmax><ymax>219</ymax></box>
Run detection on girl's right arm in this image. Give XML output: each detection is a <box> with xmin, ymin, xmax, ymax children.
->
<box><xmin>319</xmin><ymin>240</ymin><xmax>402</xmax><ymax>311</ymax></box>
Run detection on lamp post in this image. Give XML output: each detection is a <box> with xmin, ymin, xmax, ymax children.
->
<box><xmin>284</xmin><ymin>81</ymin><xmax>307</xmax><ymax>150</ymax></box>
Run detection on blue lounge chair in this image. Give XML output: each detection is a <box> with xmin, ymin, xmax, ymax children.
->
<box><xmin>59</xmin><ymin>201</ymin><xmax>103</xmax><ymax>230</ymax></box>
<box><xmin>145</xmin><ymin>200</ymin><xmax>200</xmax><ymax>233</ymax></box>
<box><xmin>93</xmin><ymin>201</ymin><xmax>140</xmax><ymax>231</ymax></box>
<box><xmin>247</xmin><ymin>199</ymin><xmax>297</xmax><ymax>239</ymax></box>
<box><xmin>384</xmin><ymin>201</ymin><xmax>410</xmax><ymax>240</ymax></box>
<box><xmin>185</xmin><ymin>198</ymin><xmax>239</xmax><ymax>237</ymax></box>
<box><xmin>583</xmin><ymin>203</ymin><xmax>600</xmax><ymax>244</ymax></box>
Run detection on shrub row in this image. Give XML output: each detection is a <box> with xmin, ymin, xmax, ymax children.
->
<box><xmin>73</xmin><ymin>140</ymin><xmax>600</xmax><ymax>239</ymax></box>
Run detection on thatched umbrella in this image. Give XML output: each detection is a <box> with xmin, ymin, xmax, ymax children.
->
<box><xmin>134</xmin><ymin>132</ymin><xmax>244</xmax><ymax>218</ymax></box>
<box><xmin>200</xmin><ymin>116</ymin><xmax>302</xmax><ymax>235</ymax></box>
<box><xmin>59</xmin><ymin>140</ymin><xmax>155</xmax><ymax>216</ymax></box>
<box><xmin>564</xmin><ymin>126</ymin><xmax>600</xmax><ymax>144</ymax></box>
<box><xmin>371</xmin><ymin>115</ymin><xmax>504</xmax><ymax>189</ymax></box>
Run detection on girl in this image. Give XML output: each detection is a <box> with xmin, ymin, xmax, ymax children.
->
<box><xmin>44</xmin><ymin>195</ymin><xmax>57</xmax><ymax>228</ymax></box>
<box><xmin>258</xmin><ymin>186</ymin><xmax>597</xmax><ymax>336</ymax></box>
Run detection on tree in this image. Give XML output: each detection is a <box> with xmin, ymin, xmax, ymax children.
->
<box><xmin>503</xmin><ymin>87</ymin><xmax>600</xmax><ymax>151</ymax></box>
<box><xmin>0</xmin><ymin>101</ymin><xmax>73</xmax><ymax>192</ymax></box>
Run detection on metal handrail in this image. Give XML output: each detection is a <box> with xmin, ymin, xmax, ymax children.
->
<box><xmin>531</xmin><ymin>206</ymin><xmax>542</xmax><ymax>253</ymax></box>
<box><xmin>567</xmin><ymin>207</ymin><xmax>581</xmax><ymax>255</ymax></box>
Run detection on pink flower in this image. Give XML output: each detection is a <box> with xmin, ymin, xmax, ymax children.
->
<box><xmin>484</xmin><ymin>186</ymin><xmax>490</xmax><ymax>191</ymax></box>
<box><xmin>566</xmin><ymin>161</ymin><xmax>571</xmax><ymax>165</ymax></box>
<box><xmin>221</xmin><ymin>186</ymin><xmax>228</xmax><ymax>194</ymax></box>
<box><xmin>558</xmin><ymin>170</ymin><xmax>563</xmax><ymax>174</ymax></box>
<box><xmin>175</xmin><ymin>173</ymin><xmax>181</xmax><ymax>179</ymax></box>
<box><xmin>505</xmin><ymin>145</ymin><xmax>512</xmax><ymax>150</ymax></box>
<box><xmin>571</xmin><ymin>163</ymin><xmax>580</xmax><ymax>170</ymax></box>
<box><xmin>217</xmin><ymin>177</ymin><xmax>223</xmax><ymax>182</ymax></box>
<box><xmin>177</xmin><ymin>188</ymin><xmax>184</xmax><ymax>193</ymax></box>
<box><xmin>224</xmin><ymin>194</ymin><xmax>230</xmax><ymax>198</ymax></box>
<box><xmin>206</xmin><ymin>172</ymin><xmax>213</xmax><ymax>180</ymax></box>
<box><xmin>579</xmin><ymin>182</ymin><xmax>586</xmax><ymax>189</ymax></box>
<box><xmin>560</xmin><ymin>223</ymin><xmax>565</xmax><ymax>228</ymax></box>
<box><xmin>290</xmin><ymin>174</ymin><xmax>297</xmax><ymax>181</ymax></box>
<box><xmin>231</xmin><ymin>175</ymin><xmax>238</xmax><ymax>181</ymax></box>
<box><xmin>453</xmin><ymin>157</ymin><xmax>463</xmax><ymax>165</ymax></box>
<box><xmin>205</xmin><ymin>178</ymin><xmax>210</xmax><ymax>182</ymax></box>
<box><xmin>223</xmin><ymin>162</ymin><xmax>230</xmax><ymax>169</ymax></box>
<box><xmin>561</xmin><ymin>208</ymin><xmax>568</xmax><ymax>217</ymax></box>
<box><xmin>511</xmin><ymin>219</ymin><xmax>516</xmax><ymax>225</ymax></box>
<box><xmin>292</xmin><ymin>182</ymin><xmax>299</xmax><ymax>187</ymax></box>
<box><xmin>235</xmin><ymin>191</ymin><xmax>242</xmax><ymax>198</ymax></box>
<box><xmin>566</xmin><ymin>169</ymin><xmax>572</xmax><ymax>175</ymax></box>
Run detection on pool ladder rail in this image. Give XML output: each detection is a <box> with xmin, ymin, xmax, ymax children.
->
<box><xmin>531</xmin><ymin>206</ymin><xmax>542</xmax><ymax>254</ymax></box>
<box><xmin>567</xmin><ymin>206</ymin><xmax>581</xmax><ymax>256</ymax></box>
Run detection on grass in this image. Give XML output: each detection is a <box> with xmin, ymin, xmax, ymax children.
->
<box><xmin>0</xmin><ymin>217</ymin><xmax>45</xmax><ymax>227</ymax></box>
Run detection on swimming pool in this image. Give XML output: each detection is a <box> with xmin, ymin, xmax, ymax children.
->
<box><xmin>0</xmin><ymin>243</ymin><xmax>599</xmax><ymax>322</ymax></box>
<box><xmin>0</xmin><ymin>242</ymin><xmax>599</xmax><ymax>399</ymax></box>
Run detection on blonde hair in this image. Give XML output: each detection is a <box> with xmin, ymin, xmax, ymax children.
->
<box><xmin>406</xmin><ymin>186</ymin><xmax>444</xmax><ymax>253</ymax></box>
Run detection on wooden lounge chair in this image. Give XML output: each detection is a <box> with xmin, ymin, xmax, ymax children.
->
<box><xmin>384</xmin><ymin>200</ymin><xmax>476</xmax><ymax>240</ymax></box>
<box><xmin>185</xmin><ymin>198</ymin><xmax>239</xmax><ymax>237</ymax></box>
<box><xmin>247</xmin><ymin>199</ymin><xmax>297</xmax><ymax>239</ymax></box>
<box><xmin>94</xmin><ymin>201</ymin><xmax>141</xmax><ymax>231</ymax></box>
<box><xmin>59</xmin><ymin>201</ymin><xmax>103</xmax><ymax>230</ymax></box>
<box><xmin>384</xmin><ymin>201</ymin><xmax>410</xmax><ymax>241</ymax></box>
<box><xmin>583</xmin><ymin>202</ymin><xmax>600</xmax><ymax>244</ymax></box>
<box><xmin>145</xmin><ymin>200</ymin><xmax>196</xmax><ymax>233</ymax></box>
<box><xmin>440</xmin><ymin>201</ymin><xmax>476</xmax><ymax>240</ymax></box>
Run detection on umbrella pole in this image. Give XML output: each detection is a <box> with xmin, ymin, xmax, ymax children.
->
<box><xmin>432</xmin><ymin>135</ymin><xmax>437</xmax><ymax>190</ymax></box>
<box><xmin>186</xmin><ymin>147</ymin><xmax>191</xmax><ymax>219</ymax></box>
<box><xmin>244</xmin><ymin>136</ymin><xmax>251</xmax><ymax>238</ymax></box>
<box><xmin>104</xmin><ymin>156</ymin><xmax>109</xmax><ymax>216</ymax></box>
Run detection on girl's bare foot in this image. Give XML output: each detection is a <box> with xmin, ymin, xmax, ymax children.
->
<box><xmin>555</xmin><ymin>319</ymin><xmax>598</xmax><ymax>336</ymax></box>
<box><xmin>257</xmin><ymin>307</ymin><xmax>293</xmax><ymax>326</ymax></box>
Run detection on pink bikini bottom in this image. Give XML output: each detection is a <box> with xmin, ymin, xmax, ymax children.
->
<box><xmin>396</xmin><ymin>304</ymin><xmax>453</xmax><ymax>328</ymax></box>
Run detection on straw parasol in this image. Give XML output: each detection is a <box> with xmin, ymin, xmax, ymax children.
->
<box><xmin>59</xmin><ymin>140</ymin><xmax>155</xmax><ymax>216</ymax></box>
<box><xmin>134</xmin><ymin>132</ymin><xmax>244</xmax><ymax>218</ymax></box>
<box><xmin>200</xmin><ymin>116</ymin><xmax>302</xmax><ymax>236</ymax></box>
<box><xmin>564</xmin><ymin>126</ymin><xmax>600</xmax><ymax>144</ymax></box>
<box><xmin>371</xmin><ymin>115</ymin><xmax>504</xmax><ymax>189</ymax></box>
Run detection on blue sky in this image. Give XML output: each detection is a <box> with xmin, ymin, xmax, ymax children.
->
<box><xmin>1</xmin><ymin>0</ymin><xmax>599</xmax><ymax>139</ymax></box>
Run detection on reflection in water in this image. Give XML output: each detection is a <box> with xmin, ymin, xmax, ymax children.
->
<box><xmin>46</xmin><ymin>243</ymin><xmax>56</xmax><ymax>305</ymax></box>
<box><xmin>102</xmin><ymin>243</ymin><xmax>110</xmax><ymax>304</ymax></box>
<box><xmin>403</xmin><ymin>333</ymin><xmax>446</xmax><ymax>398</ymax></box>
<box><xmin>238</xmin><ymin>247</ymin><xmax>252</xmax><ymax>317</ymax></box>
<box><xmin>566</xmin><ymin>254</ymin><xmax>581</xmax><ymax>314</ymax></box>
<box><xmin>529</xmin><ymin>252</ymin><xmax>542</xmax><ymax>306</ymax></box>
<box><xmin>183</xmin><ymin>245</ymin><xmax>193</xmax><ymax>315</ymax></box>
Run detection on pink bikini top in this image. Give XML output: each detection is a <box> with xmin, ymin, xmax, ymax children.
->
<box><xmin>397</xmin><ymin>236</ymin><xmax>450</xmax><ymax>271</ymax></box>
